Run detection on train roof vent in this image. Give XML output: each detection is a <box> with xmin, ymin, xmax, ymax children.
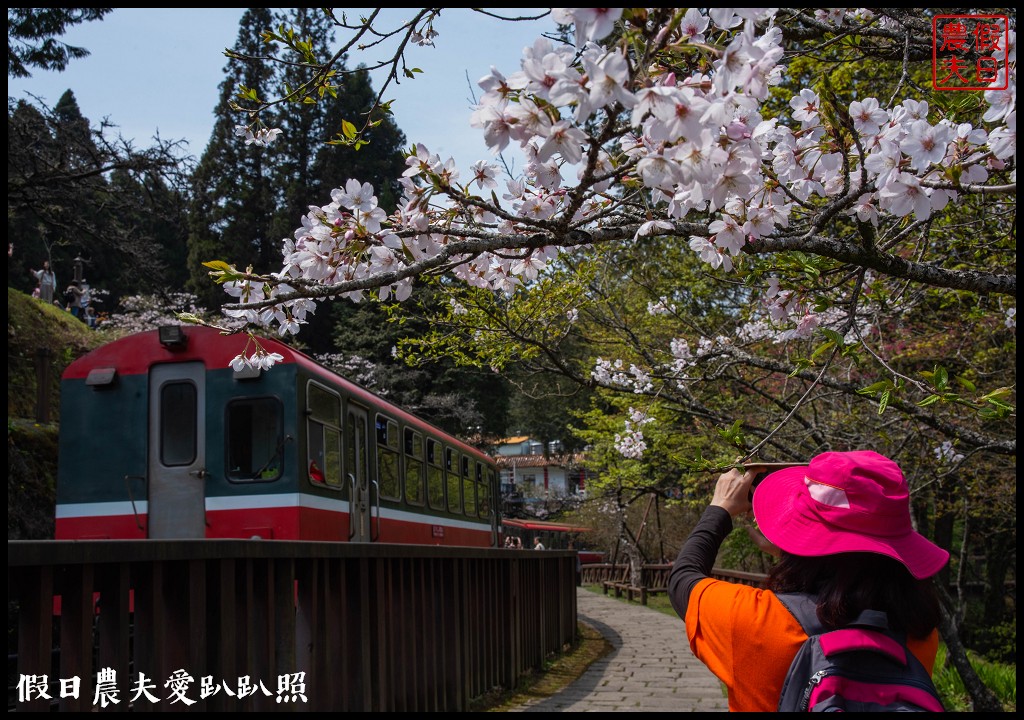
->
<box><xmin>85</xmin><ymin>367</ymin><xmax>117</xmax><ymax>387</ymax></box>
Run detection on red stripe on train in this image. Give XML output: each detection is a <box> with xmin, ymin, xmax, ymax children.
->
<box><xmin>56</xmin><ymin>505</ymin><xmax>494</xmax><ymax>546</ymax></box>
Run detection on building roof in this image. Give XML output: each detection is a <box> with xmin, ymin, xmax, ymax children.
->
<box><xmin>493</xmin><ymin>452</ymin><xmax>587</xmax><ymax>469</ymax></box>
<box><xmin>497</xmin><ymin>435</ymin><xmax>533</xmax><ymax>445</ymax></box>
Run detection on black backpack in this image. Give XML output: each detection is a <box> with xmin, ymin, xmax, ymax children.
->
<box><xmin>776</xmin><ymin>592</ymin><xmax>945</xmax><ymax>712</ymax></box>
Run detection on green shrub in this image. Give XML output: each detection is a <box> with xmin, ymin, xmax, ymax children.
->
<box><xmin>933</xmin><ymin>643</ymin><xmax>1017</xmax><ymax>712</ymax></box>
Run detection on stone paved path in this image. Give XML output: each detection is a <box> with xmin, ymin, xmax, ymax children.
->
<box><xmin>508</xmin><ymin>588</ymin><xmax>728</xmax><ymax>712</ymax></box>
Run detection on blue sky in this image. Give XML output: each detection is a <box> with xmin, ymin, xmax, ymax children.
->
<box><xmin>7</xmin><ymin>8</ymin><xmax>552</xmax><ymax>181</ymax></box>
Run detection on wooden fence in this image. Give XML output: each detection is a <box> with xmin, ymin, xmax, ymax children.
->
<box><xmin>580</xmin><ymin>563</ymin><xmax>767</xmax><ymax>605</ymax></box>
<box><xmin>8</xmin><ymin>541</ymin><xmax>578</xmax><ymax>712</ymax></box>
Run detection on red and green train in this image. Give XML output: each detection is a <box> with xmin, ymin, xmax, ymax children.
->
<box><xmin>56</xmin><ymin>325</ymin><xmax>501</xmax><ymax>546</ymax></box>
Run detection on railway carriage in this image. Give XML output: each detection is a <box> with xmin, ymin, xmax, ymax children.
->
<box><xmin>56</xmin><ymin>325</ymin><xmax>500</xmax><ymax>546</ymax></box>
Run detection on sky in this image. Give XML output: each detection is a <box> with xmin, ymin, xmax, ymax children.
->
<box><xmin>7</xmin><ymin>8</ymin><xmax>554</xmax><ymax>184</ymax></box>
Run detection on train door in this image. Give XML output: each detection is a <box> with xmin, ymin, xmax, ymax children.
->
<box><xmin>346</xmin><ymin>403</ymin><xmax>374</xmax><ymax>542</ymax></box>
<box><xmin>147</xmin><ymin>362</ymin><xmax>207</xmax><ymax>538</ymax></box>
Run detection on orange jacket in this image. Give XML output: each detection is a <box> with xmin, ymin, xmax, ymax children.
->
<box><xmin>684</xmin><ymin>577</ymin><xmax>939</xmax><ymax>712</ymax></box>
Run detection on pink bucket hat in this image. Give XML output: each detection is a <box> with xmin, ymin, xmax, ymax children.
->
<box><xmin>752</xmin><ymin>450</ymin><xmax>949</xmax><ymax>579</ymax></box>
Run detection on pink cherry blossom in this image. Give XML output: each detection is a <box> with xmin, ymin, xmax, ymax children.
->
<box><xmin>789</xmin><ymin>89</ymin><xmax>820</xmax><ymax>127</ymax></box>
<box><xmin>848</xmin><ymin>98</ymin><xmax>889</xmax><ymax>136</ymax></box>
<box><xmin>878</xmin><ymin>172</ymin><xmax>932</xmax><ymax>220</ymax></box>
<box><xmin>680</xmin><ymin>9</ymin><xmax>710</xmax><ymax>43</ymax></box>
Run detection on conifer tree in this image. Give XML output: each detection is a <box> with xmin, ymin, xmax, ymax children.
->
<box><xmin>7</xmin><ymin>8</ymin><xmax>113</xmax><ymax>78</ymax></box>
<box><xmin>9</xmin><ymin>89</ymin><xmax>185</xmax><ymax>307</ymax></box>
<box><xmin>186</xmin><ymin>7</ymin><xmax>280</xmax><ymax>309</ymax></box>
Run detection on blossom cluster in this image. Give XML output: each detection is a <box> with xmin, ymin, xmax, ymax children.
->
<box><xmin>592</xmin><ymin>358</ymin><xmax>654</xmax><ymax>393</ymax></box>
<box><xmin>614</xmin><ymin>407</ymin><xmax>655</xmax><ymax>460</ymax></box>
<box><xmin>933</xmin><ymin>441</ymin><xmax>965</xmax><ymax>465</ymax></box>
<box><xmin>221</xmin><ymin>8</ymin><xmax>1015</xmax><ymax>460</ymax></box>
<box><xmin>225</xmin><ymin>9</ymin><xmax>1014</xmax><ymax>343</ymax></box>
<box><xmin>234</xmin><ymin>124</ymin><xmax>283</xmax><ymax>147</ymax></box>
<box><xmin>664</xmin><ymin>335</ymin><xmax>723</xmax><ymax>388</ymax></box>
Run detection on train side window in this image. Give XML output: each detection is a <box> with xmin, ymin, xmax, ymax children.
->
<box><xmin>376</xmin><ymin>415</ymin><xmax>400</xmax><ymax>500</ymax></box>
<box><xmin>426</xmin><ymin>438</ymin><xmax>444</xmax><ymax>510</ymax></box>
<box><xmin>479</xmin><ymin>469</ymin><xmax>494</xmax><ymax>518</ymax></box>
<box><xmin>462</xmin><ymin>457</ymin><xmax>476</xmax><ymax>516</ymax></box>
<box><xmin>404</xmin><ymin>428</ymin><xmax>424</xmax><ymax>505</ymax></box>
<box><xmin>226</xmin><ymin>397</ymin><xmax>283</xmax><ymax>481</ymax></box>
<box><xmin>307</xmin><ymin>383</ymin><xmax>342</xmax><ymax>488</ymax></box>
<box><xmin>160</xmin><ymin>381</ymin><xmax>196</xmax><ymax>466</ymax></box>
<box><xmin>445</xmin><ymin>448</ymin><xmax>462</xmax><ymax>514</ymax></box>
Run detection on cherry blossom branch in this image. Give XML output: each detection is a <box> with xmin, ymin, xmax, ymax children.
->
<box><xmin>721</xmin><ymin>347</ymin><xmax>1015</xmax><ymax>454</ymax></box>
<box><xmin>747</xmin><ymin>234</ymin><xmax>1016</xmax><ymax>295</ymax></box>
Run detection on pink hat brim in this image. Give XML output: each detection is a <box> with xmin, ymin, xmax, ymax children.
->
<box><xmin>752</xmin><ymin>465</ymin><xmax>949</xmax><ymax>580</ymax></box>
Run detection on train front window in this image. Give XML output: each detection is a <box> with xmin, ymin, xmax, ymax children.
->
<box><xmin>307</xmin><ymin>382</ymin><xmax>342</xmax><ymax>487</ymax></box>
<box><xmin>226</xmin><ymin>398</ymin><xmax>283</xmax><ymax>481</ymax></box>
<box><xmin>160</xmin><ymin>381</ymin><xmax>196</xmax><ymax>466</ymax></box>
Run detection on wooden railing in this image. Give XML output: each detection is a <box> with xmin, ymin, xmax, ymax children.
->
<box><xmin>581</xmin><ymin>563</ymin><xmax>768</xmax><ymax>605</ymax></box>
<box><xmin>8</xmin><ymin>541</ymin><xmax>578</xmax><ymax>712</ymax></box>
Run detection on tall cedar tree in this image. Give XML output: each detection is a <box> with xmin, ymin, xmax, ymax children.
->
<box><xmin>186</xmin><ymin>7</ymin><xmax>280</xmax><ymax>310</ymax></box>
<box><xmin>269</xmin><ymin>8</ymin><xmax>409</xmax><ymax>355</ymax></box>
<box><xmin>7</xmin><ymin>8</ymin><xmax>113</xmax><ymax>78</ymax></box>
<box><xmin>8</xmin><ymin>90</ymin><xmax>187</xmax><ymax>308</ymax></box>
<box><xmin>332</xmin><ymin>286</ymin><xmax>511</xmax><ymax>439</ymax></box>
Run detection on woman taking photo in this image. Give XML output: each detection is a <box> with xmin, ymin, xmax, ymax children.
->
<box><xmin>669</xmin><ymin>450</ymin><xmax>949</xmax><ymax>712</ymax></box>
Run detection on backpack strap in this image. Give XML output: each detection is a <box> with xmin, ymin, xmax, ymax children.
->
<box><xmin>776</xmin><ymin>592</ymin><xmax>908</xmax><ymax>646</ymax></box>
<box><xmin>775</xmin><ymin>591</ymin><xmax>826</xmax><ymax>635</ymax></box>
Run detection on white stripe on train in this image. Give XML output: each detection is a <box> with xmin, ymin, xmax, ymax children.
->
<box><xmin>56</xmin><ymin>494</ymin><xmax>493</xmax><ymax>531</ymax></box>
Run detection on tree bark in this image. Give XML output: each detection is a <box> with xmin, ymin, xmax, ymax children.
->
<box><xmin>936</xmin><ymin>584</ymin><xmax>1005</xmax><ymax>712</ymax></box>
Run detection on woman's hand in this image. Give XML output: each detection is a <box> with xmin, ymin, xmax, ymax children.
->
<box><xmin>710</xmin><ymin>467</ymin><xmax>755</xmax><ymax>518</ymax></box>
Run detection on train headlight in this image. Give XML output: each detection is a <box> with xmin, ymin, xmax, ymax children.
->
<box><xmin>158</xmin><ymin>325</ymin><xmax>187</xmax><ymax>348</ymax></box>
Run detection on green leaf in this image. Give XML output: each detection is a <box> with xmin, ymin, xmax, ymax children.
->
<box><xmin>878</xmin><ymin>389</ymin><xmax>890</xmax><ymax>414</ymax></box>
<box><xmin>789</xmin><ymin>358</ymin><xmax>811</xmax><ymax>377</ymax></box>
<box><xmin>809</xmin><ymin>339</ymin><xmax>835</xmax><ymax>362</ymax></box>
<box><xmin>715</xmin><ymin>420</ymin><xmax>744</xmax><ymax>447</ymax></box>
<box><xmin>980</xmin><ymin>387</ymin><xmax>1012</xmax><ymax>402</ymax></box>
<box><xmin>955</xmin><ymin>376</ymin><xmax>977</xmax><ymax>392</ymax></box>
<box><xmin>820</xmin><ymin>328</ymin><xmax>844</xmax><ymax>345</ymax></box>
<box><xmin>858</xmin><ymin>380</ymin><xmax>895</xmax><ymax>396</ymax></box>
<box><xmin>917</xmin><ymin>394</ymin><xmax>942</xmax><ymax>407</ymax></box>
<box><xmin>341</xmin><ymin>120</ymin><xmax>357</xmax><ymax>139</ymax></box>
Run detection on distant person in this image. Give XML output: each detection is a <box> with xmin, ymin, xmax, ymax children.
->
<box><xmin>79</xmin><ymin>281</ymin><xmax>92</xmax><ymax>314</ymax></box>
<box><xmin>84</xmin><ymin>305</ymin><xmax>98</xmax><ymax>329</ymax></box>
<box><xmin>31</xmin><ymin>260</ymin><xmax>57</xmax><ymax>304</ymax></box>
<box><xmin>533</xmin><ymin>537</ymin><xmax>545</xmax><ymax>551</ymax></box>
<box><xmin>669</xmin><ymin>451</ymin><xmax>948</xmax><ymax>711</ymax></box>
<box><xmin>65</xmin><ymin>282</ymin><xmax>84</xmax><ymax>318</ymax></box>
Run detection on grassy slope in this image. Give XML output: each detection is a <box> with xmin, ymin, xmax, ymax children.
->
<box><xmin>7</xmin><ymin>288</ymin><xmax>110</xmax><ymax>539</ymax></box>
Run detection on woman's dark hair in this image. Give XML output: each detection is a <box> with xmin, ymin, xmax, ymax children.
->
<box><xmin>766</xmin><ymin>552</ymin><xmax>942</xmax><ymax>639</ymax></box>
